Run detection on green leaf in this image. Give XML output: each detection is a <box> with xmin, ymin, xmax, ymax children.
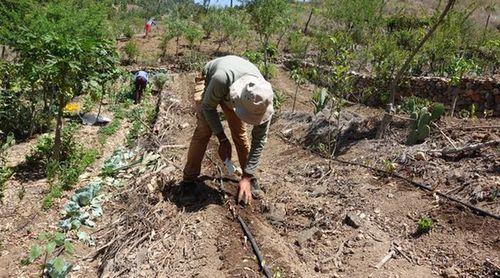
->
<box><xmin>46</xmin><ymin>241</ymin><xmax>57</xmax><ymax>256</ymax></box>
<box><xmin>23</xmin><ymin>244</ymin><xmax>42</xmax><ymax>265</ymax></box>
<box><xmin>46</xmin><ymin>257</ymin><xmax>72</xmax><ymax>278</ymax></box>
<box><xmin>53</xmin><ymin>257</ymin><xmax>65</xmax><ymax>273</ymax></box>
<box><xmin>53</xmin><ymin>233</ymin><xmax>66</xmax><ymax>246</ymax></box>
<box><xmin>63</xmin><ymin>241</ymin><xmax>74</xmax><ymax>255</ymax></box>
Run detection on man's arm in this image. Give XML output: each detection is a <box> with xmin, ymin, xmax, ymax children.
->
<box><xmin>201</xmin><ymin>75</ymin><xmax>226</xmax><ymax>138</ymax></box>
<box><xmin>244</xmin><ymin>120</ymin><xmax>271</xmax><ymax>176</ymax></box>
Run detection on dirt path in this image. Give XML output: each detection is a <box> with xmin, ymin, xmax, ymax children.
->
<box><xmin>79</xmin><ymin>72</ymin><xmax>499</xmax><ymax>278</ymax></box>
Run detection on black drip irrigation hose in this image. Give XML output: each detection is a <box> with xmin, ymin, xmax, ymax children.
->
<box><xmin>236</xmin><ymin>215</ymin><xmax>273</xmax><ymax>278</ymax></box>
<box><xmin>209</xmin><ymin>158</ymin><xmax>273</xmax><ymax>278</ymax></box>
<box><xmin>333</xmin><ymin>158</ymin><xmax>500</xmax><ymax>221</ymax></box>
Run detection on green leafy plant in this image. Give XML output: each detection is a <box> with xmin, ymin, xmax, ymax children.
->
<box><xmin>161</xmin><ymin>18</ymin><xmax>187</xmax><ymax>56</ymax></box>
<box><xmin>416</xmin><ymin>217</ymin><xmax>433</xmax><ymax>234</ymax></box>
<box><xmin>123</xmin><ymin>25</ymin><xmax>134</xmax><ymax>39</ymax></box>
<box><xmin>46</xmin><ymin>257</ymin><xmax>72</xmax><ymax>278</ymax></box>
<box><xmin>153</xmin><ymin>73</ymin><xmax>168</xmax><ymax>92</ymax></box>
<box><xmin>273</xmin><ymin>90</ymin><xmax>287</xmax><ymax>111</ymax></box>
<box><xmin>247</xmin><ymin>0</ymin><xmax>291</xmax><ymax>79</ymax></box>
<box><xmin>183</xmin><ymin>22</ymin><xmax>203</xmax><ymax>49</ymax></box>
<box><xmin>0</xmin><ymin>132</ymin><xmax>15</xmax><ymax>202</ymax></box>
<box><xmin>123</xmin><ymin>41</ymin><xmax>139</xmax><ymax>63</ymax></box>
<box><xmin>27</xmin><ymin>124</ymin><xmax>98</xmax><ymax>209</ymax></box>
<box><xmin>21</xmin><ymin>232</ymin><xmax>73</xmax><ymax>266</ymax></box>
<box><xmin>382</xmin><ymin>159</ymin><xmax>396</xmax><ymax>174</ymax></box>
<box><xmin>311</xmin><ymin>88</ymin><xmax>330</xmax><ymax>114</ymax></box>
<box><xmin>430</xmin><ymin>103</ymin><xmax>445</xmax><ymax>121</ymax></box>
<box><xmin>291</xmin><ymin>69</ymin><xmax>307</xmax><ymax>112</ymax></box>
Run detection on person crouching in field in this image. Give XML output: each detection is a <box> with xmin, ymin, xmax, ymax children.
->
<box><xmin>182</xmin><ymin>55</ymin><xmax>274</xmax><ymax>206</ymax></box>
<box><xmin>144</xmin><ymin>18</ymin><xmax>156</xmax><ymax>38</ymax></box>
<box><xmin>134</xmin><ymin>70</ymin><xmax>148</xmax><ymax>104</ymax></box>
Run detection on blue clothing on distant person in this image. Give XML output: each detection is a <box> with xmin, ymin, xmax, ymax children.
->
<box><xmin>135</xmin><ymin>71</ymin><xmax>149</xmax><ymax>82</ymax></box>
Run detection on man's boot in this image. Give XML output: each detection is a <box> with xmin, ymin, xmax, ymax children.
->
<box><xmin>250</xmin><ymin>178</ymin><xmax>265</xmax><ymax>199</ymax></box>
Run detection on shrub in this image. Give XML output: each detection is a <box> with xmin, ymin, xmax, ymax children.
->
<box><xmin>286</xmin><ymin>30</ymin><xmax>309</xmax><ymax>55</ymax></box>
<box><xmin>161</xmin><ymin>18</ymin><xmax>186</xmax><ymax>56</ymax></box>
<box><xmin>183</xmin><ymin>22</ymin><xmax>204</xmax><ymax>49</ymax></box>
<box><xmin>123</xmin><ymin>41</ymin><xmax>139</xmax><ymax>62</ymax></box>
<box><xmin>26</xmin><ymin>124</ymin><xmax>97</xmax><ymax>208</ymax></box>
<box><xmin>153</xmin><ymin>73</ymin><xmax>168</xmax><ymax>92</ymax></box>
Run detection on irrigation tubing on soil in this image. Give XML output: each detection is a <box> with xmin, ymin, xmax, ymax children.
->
<box><xmin>332</xmin><ymin>158</ymin><xmax>500</xmax><ymax>221</ymax></box>
<box><xmin>236</xmin><ymin>214</ymin><xmax>273</xmax><ymax>278</ymax></box>
<box><xmin>210</xmin><ymin>158</ymin><xmax>273</xmax><ymax>278</ymax></box>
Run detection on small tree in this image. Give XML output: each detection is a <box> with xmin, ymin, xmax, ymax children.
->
<box><xmin>183</xmin><ymin>21</ymin><xmax>204</xmax><ymax>50</ymax></box>
<box><xmin>8</xmin><ymin>0</ymin><xmax>116</xmax><ymax>160</ymax></box>
<box><xmin>161</xmin><ymin>18</ymin><xmax>187</xmax><ymax>56</ymax></box>
<box><xmin>123</xmin><ymin>41</ymin><xmax>139</xmax><ymax>63</ymax></box>
<box><xmin>246</xmin><ymin>0</ymin><xmax>291</xmax><ymax>79</ymax></box>
<box><xmin>376</xmin><ymin>0</ymin><xmax>457</xmax><ymax>139</ymax></box>
<box><xmin>447</xmin><ymin>56</ymin><xmax>478</xmax><ymax>117</ymax></box>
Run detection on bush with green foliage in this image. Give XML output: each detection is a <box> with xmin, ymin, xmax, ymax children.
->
<box><xmin>161</xmin><ymin>18</ymin><xmax>187</xmax><ymax>56</ymax></box>
<box><xmin>26</xmin><ymin>124</ymin><xmax>97</xmax><ymax>208</ymax></box>
<box><xmin>183</xmin><ymin>22</ymin><xmax>204</xmax><ymax>49</ymax></box>
<box><xmin>246</xmin><ymin>0</ymin><xmax>291</xmax><ymax>79</ymax></box>
<box><xmin>1</xmin><ymin>0</ymin><xmax>118</xmax><ymax>163</ymax></box>
<box><xmin>0</xmin><ymin>133</ymin><xmax>14</xmax><ymax>201</ymax></box>
<box><xmin>123</xmin><ymin>41</ymin><xmax>139</xmax><ymax>63</ymax></box>
<box><xmin>21</xmin><ymin>232</ymin><xmax>73</xmax><ymax>276</ymax></box>
<box><xmin>153</xmin><ymin>73</ymin><xmax>168</xmax><ymax>92</ymax></box>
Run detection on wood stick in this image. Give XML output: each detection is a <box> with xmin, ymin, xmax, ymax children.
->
<box><xmin>431</xmin><ymin>122</ymin><xmax>457</xmax><ymax>149</ymax></box>
<box><xmin>462</xmin><ymin>125</ymin><xmax>500</xmax><ymax>130</ymax></box>
<box><xmin>441</xmin><ymin>139</ymin><xmax>500</xmax><ymax>155</ymax></box>
<box><xmin>393</xmin><ymin>243</ymin><xmax>413</xmax><ymax>263</ymax></box>
<box><xmin>375</xmin><ymin>250</ymin><xmax>395</xmax><ymax>269</ymax></box>
<box><xmin>162</xmin><ymin>144</ymin><xmax>186</xmax><ymax>149</ymax></box>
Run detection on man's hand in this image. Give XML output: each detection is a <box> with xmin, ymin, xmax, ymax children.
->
<box><xmin>217</xmin><ymin>133</ymin><xmax>232</xmax><ymax>162</ymax></box>
<box><xmin>238</xmin><ymin>176</ymin><xmax>252</xmax><ymax>205</ymax></box>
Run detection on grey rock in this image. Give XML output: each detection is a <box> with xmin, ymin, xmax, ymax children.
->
<box><xmin>344</xmin><ymin>212</ymin><xmax>362</xmax><ymax>228</ymax></box>
<box><xmin>441</xmin><ymin>266</ymin><xmax>460</xmax><ymax>278</ymax></box>
<box><xmin>265</xmin><ymin>203</ymin><xmax>286</xmax><ymax>223</ymax></box>
<box><xmin>296</xmin><ymin>227</ymin><xmax>319</xmax><ymax>247</ymax></box>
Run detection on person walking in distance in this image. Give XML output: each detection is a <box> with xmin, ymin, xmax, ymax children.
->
<box><xmin>144</xmin><ymin>18</ymin><xmax>157</xmax><ymax>38</ymax></box>
<box><xmin>182</xmin><ymin>55</ymin><xmax>274</xmax><ymax>205</ymax></box>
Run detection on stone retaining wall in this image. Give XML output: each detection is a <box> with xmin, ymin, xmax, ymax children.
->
<box><xmin>351</xmin><ymin>72</ymin><xmax>500</xmax><ymax>116</ymax></box>
<box><xmin>281</xmin><ymin>58</ymin><xmax>500</xmax><ymax>116</ymax></box>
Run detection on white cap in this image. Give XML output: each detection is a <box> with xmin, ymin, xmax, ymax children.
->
<box><xmin>229</xmin><ymin>75</ymin><xmax>274</xmax><ymax>125</ymax></box>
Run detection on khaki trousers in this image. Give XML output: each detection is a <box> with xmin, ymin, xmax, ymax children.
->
<box><xmin>183</xmin><ymin>76</ymin><xmax>250</xmax><ymax>181</ymax></box>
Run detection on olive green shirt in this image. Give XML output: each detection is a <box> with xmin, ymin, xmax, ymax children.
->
<box><xmin>201</xmin><ymin>56</ymin><xmax>271</xmax><ymax>175</ymax></box>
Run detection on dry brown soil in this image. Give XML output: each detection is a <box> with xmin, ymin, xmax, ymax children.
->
<box><xmin>71</xmin><ymin>70</ymin><xmax>499</xmax><ymax>278</ymax></box>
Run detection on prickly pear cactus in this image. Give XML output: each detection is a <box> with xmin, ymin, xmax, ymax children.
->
<box><xmin>430</xmin><ymin>103</ymin><xmax>445</xmax><ymax>121</ymax></box>
<box><xmin>406</xmin><ymin>107</ymin><xmax>432</xmax><ymax>145</ymax></box>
